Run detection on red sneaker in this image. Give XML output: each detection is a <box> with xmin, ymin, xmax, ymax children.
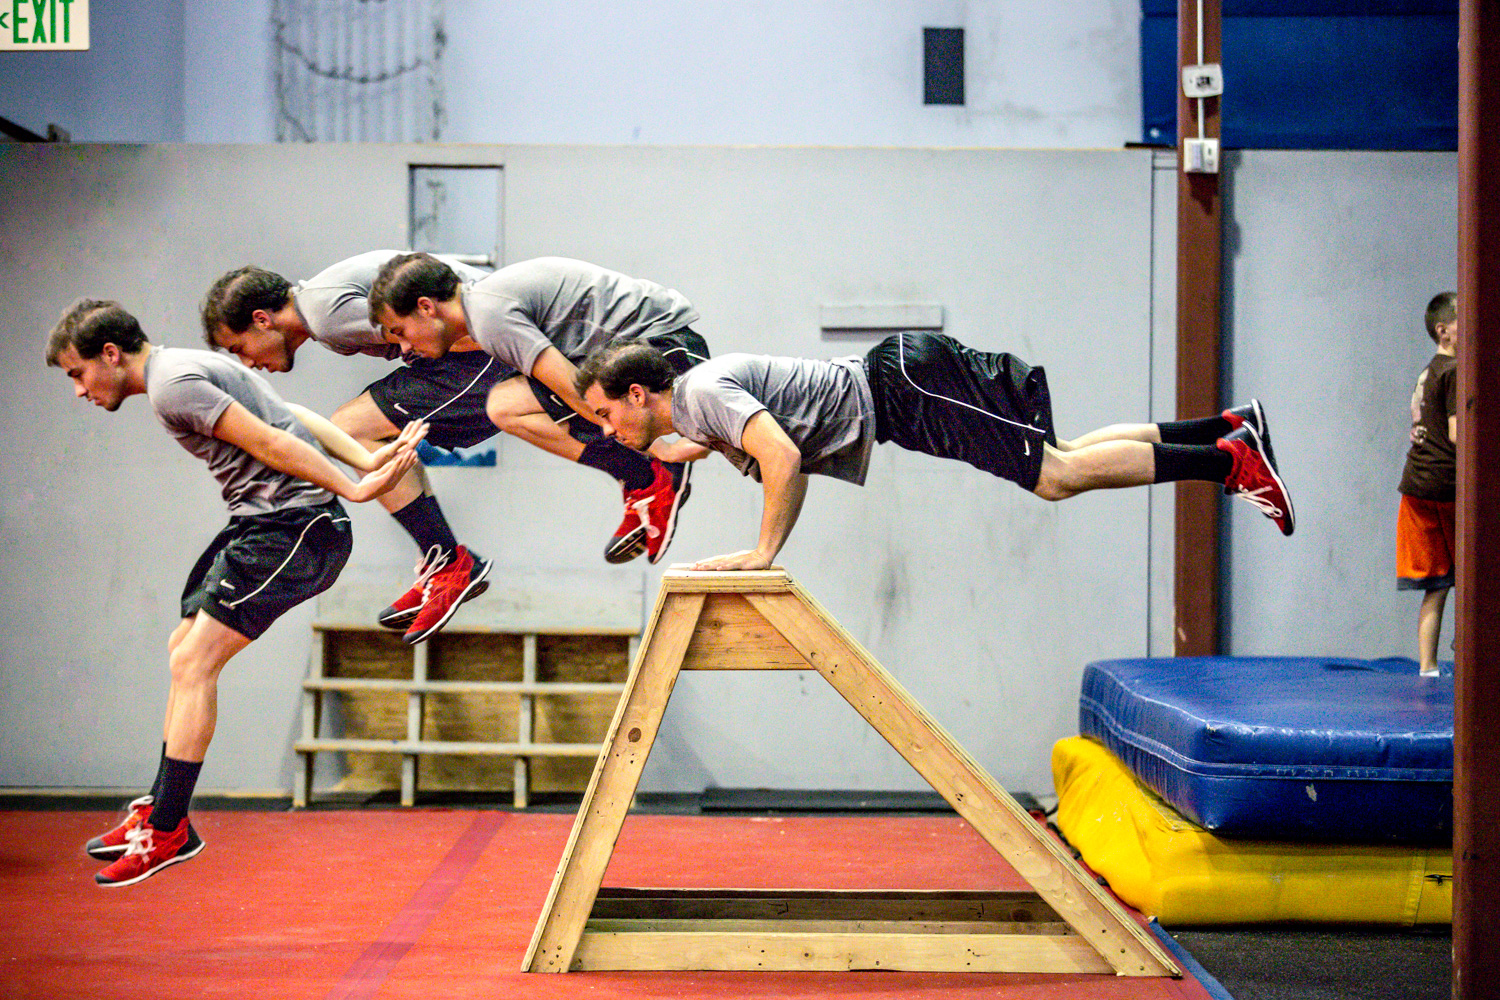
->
<box><xmin>604</xmin><ymin>501</ymin><xmax>649</xmax><ymax>564</ymax></box>
<box><xmin>94</xmin><ymin>818</ymin><xmax>204</xmax><ymax>888</ymax></box>
<box><xmin>1218</xmin><ymin>425</ymin><xmax>1295</xmax><ymax>536</ymax></box>
<box><xmin>1222</xmin><ymin>398</ymin><xmax>1277</xmax><ymax>469</ymax></box>
<box><xmin>85</xmin><ymin>795</ymin><xmax>153</xmax><ymax>859</ymax></box>
<box><xmin>620</xmin><ymin>459</ymin><xmax>691</xmax><ymax>564</ymax></box>
<box><xmin>404</xmin><ymin>545</ymin><xmax>492</xmax><ymax>645</ymax></box>
<box><xmin>378</xmin><ymin>545</ymin><xmax>448</xmax><ymax>629</ymax></box>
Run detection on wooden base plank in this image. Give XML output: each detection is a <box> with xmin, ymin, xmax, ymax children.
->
<box><xmin>571</xmin><ymin>928</ymin><xmax>1114</xmax><ymax>973</ymax></box>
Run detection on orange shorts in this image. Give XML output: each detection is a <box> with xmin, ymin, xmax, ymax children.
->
<box><xmin>1397</xmin><ymin>494</ymin><xmax>1455</xmax><ymax>591</ymax></box>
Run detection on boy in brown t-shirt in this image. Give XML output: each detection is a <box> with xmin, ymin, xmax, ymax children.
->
<box><xmin>1397</xmin><ymin>291</ymin><xmax>1459</xmax><ymax>676</ymax></box>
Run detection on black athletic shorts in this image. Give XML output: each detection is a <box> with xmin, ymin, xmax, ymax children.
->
<box><xmin>863</xmin><ymin>332</ymin><xmax>1057</xmax><ymax>492</ymax></box>
<box><xmin>366</xmin><ymin>350</ymin><xmax>519</xmax><ymax>450</ymax></box>
<box><xmin>181</xmin><ymin>499</ymin><xmax>352</xmax><ymax>640</ymax></box>
<box><xmin>532</xmin><ymin>327</ymin><xmax>712</xmax><ymax>442</ymax></box>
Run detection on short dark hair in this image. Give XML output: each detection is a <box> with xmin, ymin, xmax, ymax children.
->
<box><xmin>201</xmin><ymin>266</ymin><xmax>293</xmax><ymax>346</ymax></box>
<box><xmin>368</xmin><ymin>252</ymin><xmax>461</xmax><ymax>323</ymax></box>
<box><xmin>46</xmin><ymin>299</ymin><xmax>149</xmax><ymax>366</ymax></box>
<box><xmin>575</xmin><ymin>339</ymin><xmax>678</xmax><ymax>399</ymax></box>
<box><xmin>1424</xmin><ymin>291</ymin><xmax>1457</xmax><ymax>343</ymax></box>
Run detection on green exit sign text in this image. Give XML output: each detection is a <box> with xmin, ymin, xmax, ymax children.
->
<box><xmin>1</xmin><ymin>0</ymin><xmax>90</xmax><ymax>51</ymax></box>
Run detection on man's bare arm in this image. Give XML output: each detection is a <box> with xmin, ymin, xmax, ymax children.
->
<box><xmin>691</xmin><ymin>411</ymin><xmax>808</xmax><ymax>571</ymax></box>
<box><xmin>213</xmin><ymin>402</ymin><xmax>424</xmax><ymax>503</ymax></box>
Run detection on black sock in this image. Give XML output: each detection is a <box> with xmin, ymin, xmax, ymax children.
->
<box><xmin>1157</xmin><ymin>415</ymin><xmax>1233</xmax><ymax>446</ymax></box>
<box><xmin>579</xmin><ymin>439</ymin><xmax>656</xmax><ymax>491</ymax></box>
<box><xmin>1152</xmin><ymin>443</ymin><xmax>1233</xmax><ymax>484</ymax></box>
<box><xmin>148</xmin><ymin>741</ymin><xmax>168</xmax><ymax>800</ymax></box>
<box><xmin>148</xmin><ymin>757</ymin><xmax>202</xmax><ymax>832</ymax></box>
<box><xmin>391</xmin><ymin>493</ymin><xmax>460</xmax><ymax>558</ymax></box>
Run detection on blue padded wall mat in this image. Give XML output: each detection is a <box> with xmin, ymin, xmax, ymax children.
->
<box><xmin>1140</xmin><ymin>0</ymin><xmax>1458</xmax><ymax>150</ymax></box>
<box><xmin>1080</xmin><ymin>656</ymin><xmax>1453</xmax><ymax>843</ymax></box>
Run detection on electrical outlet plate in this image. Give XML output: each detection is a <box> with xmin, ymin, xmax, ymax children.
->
<box><xmin>1183</xmin><ymin>138</ymin><xmax>1220</xmax><ymax>174</ymax></box>
<box><xmin>1182</xmin><ymin>63</ymin><xmax>1223</xmax><ymax>98</ymax></box>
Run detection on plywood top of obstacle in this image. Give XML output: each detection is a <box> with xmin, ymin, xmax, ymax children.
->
<box><xmin>660</xmin><ymin>566</ymin><xmax>794</xmax><ymax>592</ymax></box>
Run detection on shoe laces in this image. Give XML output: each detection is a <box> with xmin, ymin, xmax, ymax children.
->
<box><xmin>626</xmin><ymin>495</ymin><xmax>661</xmax><ymax>539</ymax></box>
<box><xmin>423</xmin><ymin>551</ymin><xmax>471</xmax><ymax>603</ymax></box>
<box><xmin>1230</xmin><ymin>484</ymin><xmax>1284</xmax><ymax>519</ymax></box>
<box><xmin>122</xmin><ymin>825</ymin><xmax>155</xmax><ymax>859</ymax></box>
<box><xmin>411</xmin><ymin>545</ymin><xmax>449</xmax><ymax>588</ymax></box>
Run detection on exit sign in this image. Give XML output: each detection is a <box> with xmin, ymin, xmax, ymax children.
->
<box><xmin>1</xmin><ymin>0</ymin><xmax>89</xmax><ymax>50</ymax></box>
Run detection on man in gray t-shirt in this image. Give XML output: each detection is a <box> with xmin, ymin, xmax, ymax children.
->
<box><xmin>203</xmin><ymin>252</ymin><xmax>500</xmax><ymax>644</ymax></box>
<box><xmin>47</xmin><ymin>299</ymin><xmax>420</xmax><ymax>888</ymax></box>
<box><xmin>368</xmin><ymin>253</ymin><xmax>710</xmax><ymax>565</ymax></box>
<box><xmin>576</xmin><ymin>334</ymin><xmax>1298</xmax><ymax>571</ymax></box>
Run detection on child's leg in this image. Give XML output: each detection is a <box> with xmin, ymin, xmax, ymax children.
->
<box><xmin>1418</xmin><ymin>586</ymin><xmax>1450</xmax><ymax>676</ymax></box>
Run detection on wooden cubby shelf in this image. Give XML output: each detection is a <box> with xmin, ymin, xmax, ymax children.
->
<box><xmin>293</xmin><ymin>568</ymin><xmax>644</xmax><ymax>808</ymax></box>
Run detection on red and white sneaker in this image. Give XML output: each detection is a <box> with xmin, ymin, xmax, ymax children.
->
<box><xmin>94</xmin><ymin>818</ymin><xmax>204</xmax><ymax>888</ymax></box>
<box><xmin>378</xmin><ymin>545</ymin><xmax>450</xmax><ymax>629</ymax></box>
<box><xmin>404</xmin><ymin>545</ymin><xmax>492</xmax><ymax>645</ymax></box>
<box><xmin>85</xmin><ymin>794</ymin><xmax>153</xmax><ymax>859</ymax></box>
<box><xmin>604</xmin><ymin>502</ymin><xmax>649</xmax><ymax>564</ymax></box>
<box><xmin>1223</xmin><ymin>399</ymin><xmax>1277</xmax><ymax>470</ymax></box>
<box><xmin>1218</xmin><ymin>424</ymin><xmax>1295</xmax><ymax>536</ymax></box>
<box><xmin>617</xmin><ymin>459</ymin><xmax>691</xmax><ymax>564</ymax></box>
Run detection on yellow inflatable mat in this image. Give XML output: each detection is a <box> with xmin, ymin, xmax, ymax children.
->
<box><xmin>1052</xmin><ymin>735</ymin><xmax>1451</xmax><ymax>926</ymax></box>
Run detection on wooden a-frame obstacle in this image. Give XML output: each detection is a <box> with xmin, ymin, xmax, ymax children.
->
<box><xmin>523</xmin><ymin>568</ymin><xmax>1180</xmax><ymax>977</ymax></box>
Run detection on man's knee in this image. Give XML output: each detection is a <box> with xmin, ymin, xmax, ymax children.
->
<box><xmin>168</xmin><ymin>643</ymin><xmax>219</xmax><ymax>688</ymax></box>
<box><xmin>166</xmin><ymin>618</ymin><xmax>194</xmax><ymax>656</ymax></box>
<box><xmin>332</xmin><ymin>392</ymin><xmax>399</xmax><ymax>442</ymax></box>
<box><xmin>485</xmin><ymin>379</ymin><xmax>538</xmax><ymax>433</ymax></box>
<box><xmin>1032</xmin><ymin>450</ymin><xmax>1075</xmax><ymax>501</ymax></box>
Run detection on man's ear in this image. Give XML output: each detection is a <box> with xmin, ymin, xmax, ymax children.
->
<box><xmin>251</xmin><ymin>308</ymin><xmax>272</xmax><ymax>330</ymax></box>
<box><xmin>100</xmin><ymin>342</ymin><xmax>123</xmax><ymax>365</ymax></box>
<box><xmin>416</xmin><ymin>296</ymin><xmax>437</xmax><ymax>318</ymax></box>
<box><xmin>628</xmin><ymin>383</ymin><xmax>648</xmax><ymax>405</ymax></box>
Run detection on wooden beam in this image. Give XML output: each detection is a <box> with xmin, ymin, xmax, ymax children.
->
<box><xmin>523</xmin><ymin>590</ymin><xmax>706</xmax><ymax>972</ymax></box>
<box><xmin>570</xmin><ymin>928</ymin><xmax>1114</xmax><ymax>974</ymax></box>
<box><xmin>747</xmin><ymin>588</ymin><xmax>1177</xmax><ymax>977</ymax></box>
<box><xmin>1175</xmin><ymin>0</ymin><xmax>1224</xmax><ymax>656</ymax></box>
<box><xmin>1453</xmin><ymin>1</ymin><xmax>1500</xmax><ymax>995</ymax></box>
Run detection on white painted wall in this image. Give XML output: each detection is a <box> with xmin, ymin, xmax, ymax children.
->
<box><xmin>2</xmin><ymin>1</ymin><xmax>1141</xmax><ymax>148</ymax></box>
<box><xmin>1223</xmin><ymin>150</ymin><xmax>1459</xmax><ymax>662</ymax></box>
<box><xmin>0</xmin><ymin>143</ymin><xmax>1159</xmax><ymax>796</ymax></box>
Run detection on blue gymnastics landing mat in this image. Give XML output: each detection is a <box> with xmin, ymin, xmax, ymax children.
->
<box><xmin>1080</xmin><ymin>656</ymin><xmax>1453</xmax><ymax>843</ymax></box>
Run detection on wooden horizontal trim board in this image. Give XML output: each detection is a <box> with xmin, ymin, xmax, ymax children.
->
<box><xmin>301</xmin><ymin>678</ymin><xmax>625</xmax><ymax>695</ymax></box>
<box><xmin>311</xmin><ymin>622</ymin><xmax>641</xmax><ymax>637</ymax></box>
<box><xmin>522</xmin><ymin>568</ymin><xmax>1180</xmax><ymax>978</ymax></box>
<box><xmin>293</xmin><ymin>738</ymin><xmax>605</xmax><ymax>757</ymax></box>
<box><xmin>571</xmin><ymin>926</ymin><xmax>1113</xmax><ymax>973</ymax></box>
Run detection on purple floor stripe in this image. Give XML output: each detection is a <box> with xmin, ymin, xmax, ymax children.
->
<box><xmin>326</xmin><ymin>812</ymin><xmax>508</xmax><ymax>1000</ymax></box>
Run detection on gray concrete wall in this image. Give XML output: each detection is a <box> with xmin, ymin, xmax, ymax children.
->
<box><xmin>0</xmin><ymin>144</ymin><xmax>1456</xmax><ymax>800</ymax></box>
<box><xmin>0</xmin><ymin>142</ymin><xmax>1158</xmax><ymax>796</ymax></box>
<box><xmin>1223</xmin><ymin>150</ymin><xmax>1459</xmax><ymax>661</ymax></box>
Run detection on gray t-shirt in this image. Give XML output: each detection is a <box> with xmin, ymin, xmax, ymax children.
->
<box><xmin>295</xmin><ymin>250</ymin><xmax>490</xmax><ymax>360</ymax></box>
<box><xmin>145</xmin><ymin>347</ymin><xmax>335</xmax><ymax>516</ymax></box>
<box><xmin>671</xmin><ymin>353</ymin><xmax>877</xmax><ymax>485</ymax></box>
<box><xmin>463</xmin><ymin>257</ymin><xmax>698</xmax><ymax>374</ymax></box>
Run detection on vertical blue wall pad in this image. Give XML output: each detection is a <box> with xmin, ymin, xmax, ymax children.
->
<box><xmin>1142</xmin><ymin>1</ymin><xmax>1457</xmax><ymax>149</ymax></box>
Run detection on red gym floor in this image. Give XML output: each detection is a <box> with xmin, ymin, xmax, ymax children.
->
<box><xmin>1</xmin><ymin>810</ymin><xmax>1219</xmax><ymax>999</ymax></box>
